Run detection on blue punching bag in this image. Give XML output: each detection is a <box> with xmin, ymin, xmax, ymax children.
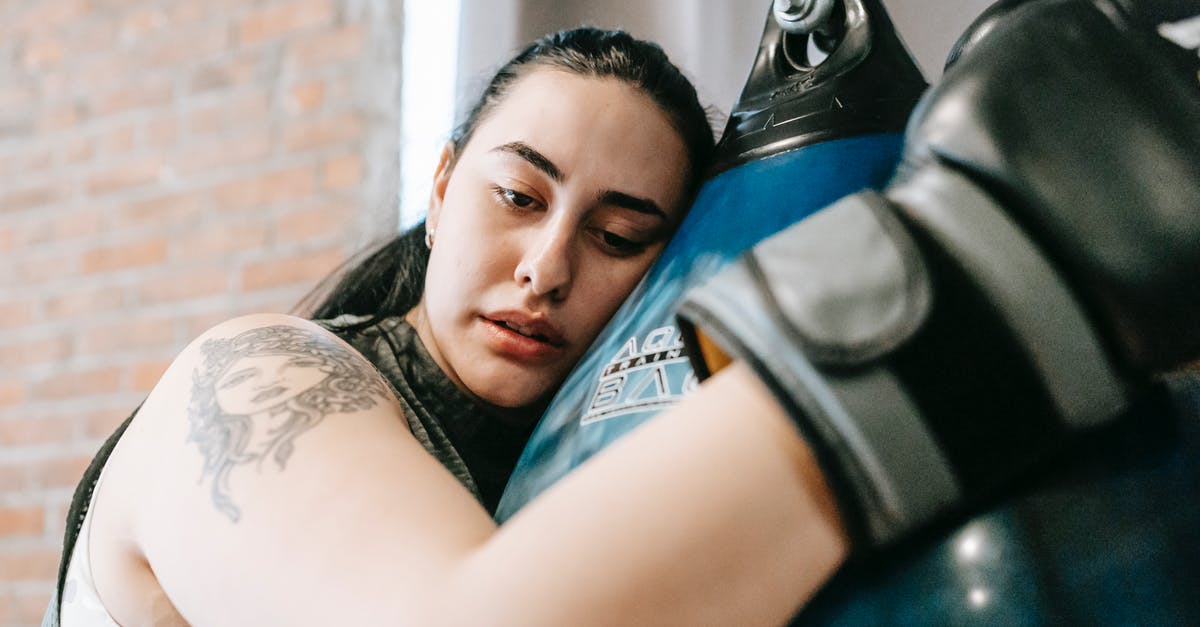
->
<box><xmin>497</xmin><ymin>0</ymin><xmax>928</xmax><ymax>519</ymax></box>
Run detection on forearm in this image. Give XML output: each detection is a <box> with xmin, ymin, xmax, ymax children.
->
<box><xmin>446</xmin><ymin>363</ymin><xmax>849</xmax><ymax>626</ymax></box>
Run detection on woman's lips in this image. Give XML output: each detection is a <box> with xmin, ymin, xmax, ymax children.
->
<box><xmin>480</xmin><ymin>316</ymin><xmax>566</xmax><ymax>363</ymax></box>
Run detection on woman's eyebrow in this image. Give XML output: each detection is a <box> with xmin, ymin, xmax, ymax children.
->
<box><xmin>491</xmin><ymin>141</ymin><xmax>563</xmax><ymax>182</ymax></box>
<box><xmin>600</xmin><ymin>190</ymin><xmax>667</xmax><ymax>220</ymax></box>
<box><xmin>491</xmin><ymin>141</ymin><xmax>667</xmax><ymax>219</ymax></box>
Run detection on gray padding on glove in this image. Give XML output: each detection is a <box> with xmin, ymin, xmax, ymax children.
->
<box><xmin>678</xmin><ymin>192</ymin><xmax>960</xmax><ymax>546</ymax></box>
<box><xmin>741</xmin><ymin>191</ymin><xmax>931</xmax><ymax>367</ymax></box>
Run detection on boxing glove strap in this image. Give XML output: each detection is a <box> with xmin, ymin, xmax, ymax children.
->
<box><xmin>678</xmin><ymin>184</ymin><xmax>1139</xmax><ymax>550</ymax></box>
<box><xmin>889</xmin><ymin>163</ymin><xmax>1130</xmax><ymax>427</ymax></box>
<box><xmin>678</xmin><ymin>192</ymin><xmax>961</xmax><ymax>547</ymax></box>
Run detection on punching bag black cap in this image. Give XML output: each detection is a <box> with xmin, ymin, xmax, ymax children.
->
<box><xmin>713</xmin><ymin>0</ymin><xmax>928</xmax><ymax>173</ymax></box>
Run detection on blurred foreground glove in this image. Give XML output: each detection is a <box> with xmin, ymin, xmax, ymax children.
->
<box><xmin>677</xmin><ymin>0</ymin><xmax>1200</xmax><ymax>551</ymax></box>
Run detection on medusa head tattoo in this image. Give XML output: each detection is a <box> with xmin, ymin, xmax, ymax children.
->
<box><xmin>188</xmin><ymin>325</ymin><xmax>390</xmax><ymax>522</ymax></box>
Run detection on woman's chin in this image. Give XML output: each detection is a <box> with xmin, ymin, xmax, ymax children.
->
<box><xmin>477</xmin><ymin>384</ymin><xmax>551</xmax><ymax>410</ymax></box>
<box><xmin>468</xmin><ymin>369</ymin><xmax>560</xmax><ymax>410</ymax></box>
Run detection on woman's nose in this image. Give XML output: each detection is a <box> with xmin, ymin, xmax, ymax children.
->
<box><xmin>513</xmin><ymin>220</ymin><xmax>574</xmax><ymax>302</ymax></box>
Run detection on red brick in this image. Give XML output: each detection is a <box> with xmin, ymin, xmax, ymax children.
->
<box><xmin>86</xmin><ymin>159</ymin><xmax>163</xmax><ymax>195</ymax></box>
<box><xmin>131</xmin><ymin>359</ymin><xmax>172</xmax><ymax>393</ymax></box>
<box><xmin>118</xmin><ymin>6</ymin><xmax>168</xmax><ymax>42</ymax></box>
<box><xmin>83</xmin><ymin>407</ymin><xmax>132</xmax><ymax>439</ymax></box>
<box><xmin>37</xmin><ymin>101</ymin><xmax>83</xmax><ymax>132</ymax></box>
<box><xmin>172</xmin><ymin>222</ymin><xmax>271</xmax><ymax>262</ymax></box>
<box><xmin>0</xmin><ymin>592</ymin><xmax>12</xmax><ymax>625</ymax></box>
<box><xmin>321</xmin><ymin>153</ymin><xmax>361</xmax><ymax>189</ymax></box>
<box><xmin>26</xmin><ymin>209</ymin><xmax>104</xmax><ymax>244</ymax></box>
<box><xmin>116</xmin><ymin>194</ymin><xmax>203</xmax><ymax>229</ymax></box>
<box><xmin>145</xmin><ymin>115</ymin><xmax>179</xmax><ymax>149</ymax></box>
<box><xmin>189</xmin><ymin>56</ymin><xmax>258</xmax><ymax>94</ymax></box>
<box><xmin>215</xmin><ymin>166</ymin><xmax>317</xmax><ymax>209</ymax></box>
<box><xmin>38</xmin><ymin>70</ymin><xmax>73</xmax><ymax>103</ymax></box>
<box><xmin>174</xmin><ymin>132</ymin><xmax>273</xmax><ymax>175</ymax></box>
<box><xmin>79</xmin><ymin>318</ymin><xmax>174</xmax><ymax>354</ymax></box>
<box><xmin>277</xmin><ymin>202</ymin><xmax>355</xmax><ymax>243</ymax></box>
<box><xmin>143</xmin><ymin>25</ymin><xmax>229</xmax><ymax>71</ymax></box>
<box><xmin>95</xmin><ymin>124</ymin><xmax>136</xmax><ymax>155</ymax></box>
<box><xmin>11</xmin><ymin>254</ymin><xmax>81</xmax><ymax>284</ymax></box>
<box><xmin>0</xmin><ymin>462</ymin><xmax>25</xmax><ymax>492</ymax></box>
<box><xmin>0</xmin><ymin>383</ymin><xmax>22</xmax><ymax>407</ymax></box>
<box><xmin>0</xmin><ymin>86</ymin><xmax>35</xmax><ymax>111</ymax></box>
<box><xmin>81</xmin><ymin>239</ymin><xmax>167</xmax><ymax>273</ymax></box>
<box><xmin>45</xmin><ymin>287</ymin><xmax>125</xmax><ymax>320</ymax></box>
<box><xmin>13</xmin><ymin>0</ymin><xmax>88</xmax><ymax>33</ymax></box>
<box><xmin>187</xmin><ymin>91</ymin><xmax>272</xmax><ymax>135</ymax></box>
<box><xmin>15</xmin><ymin>587</ymin><xmax>58</xmax><ymax>624</ymax></box>
<box><xmin>1</xmin><ymin>185</ymin><xmax>63</xmax><ymax>212</ymax></box>
<box><xmin>283</xmin><ymin>113</ymin><xmax>364</xmax><ymax>152</ymax></box>
<box><xmin>0</xmin><ymin>336</ymin><xmax>72</xmax><ymax>369</ymax></box>
<box><xmin>30</xmin><ymin>367</ymin><xmax>122</xmax><ymax>400</ymax></box>
<box><xmin>0</xmin><ymin>416</ymin><xmax>75</xmax><ymax>448</ymax></box>
<box><xmin>22</xmin><ymin>36</ymin><xmax>65</xmax><ymax>70</ymax></box>
<box><xmin>0</xmin><ymin>300</ymin><xmax>35</xmax><ymax>328</ymax></box>
<box><xmin>94</xmin><ymin>79</ymin><xmax>173</xmax><ymax>117</ymax></box>
<box><xmin>38</xmin><ymin>454</ymin><xmax>95</xmax><ymax>490</ymax></box>
<box><xmin>68</xmin><ymin>16</ymin><xmax>120</xmax><ymax>55</ymax></box>
<box><xmin>289</xmin><ymin>80</ymin><xmax>325</xmax><ymax>112</ymax></box>
<box><xmin>242</xmin><ymin>247</ymin><xmax>344</xmax><ymax>290</ymax></box>
<box><xmin>0</xmin><ymin>505</ymin><xmax>45</xmax><ymax>536</ymax></box>
<box><xmin>63</xmin><ymin>135</ymin><xmax>94</xmax><ymax>164</ymax></box>
<box><xmin>71</xmin><ymin>54</ymin><xmax>130</xmax><ymax>96</ymax></box>
<box><xmin>287</xmin><ymin>24</ymin><xmax>364</xmax><ymax>66</ymax></box>
<box><xmin>0</xmin><ymin>547</ymin><xmax>59</xmax><ymax>581</ymax></box>
<box><xmin>138</xmin><ymin>267</ymin><xmax>228</xmax><ymax>304</ymax></box>
<box><xmin>22</xmin><ymin>148</ymin><xmax>56</xmax><ymax>172</ymax></box>
<box><xmin>239</xmin><ymin>0</ymin><xmax>336</xmax><ymax>45</ymax></box>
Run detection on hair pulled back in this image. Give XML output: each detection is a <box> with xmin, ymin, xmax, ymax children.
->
<box><xmin>305</xmin><ymin>27</ymin><xmax>714</xmax><ymax>328</ymax></box>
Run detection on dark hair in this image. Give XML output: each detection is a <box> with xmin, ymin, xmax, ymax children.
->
<box><xmin>302</xmin><ymin>27</ymin><xmax>714</xmax><ymax>328</ymax></box>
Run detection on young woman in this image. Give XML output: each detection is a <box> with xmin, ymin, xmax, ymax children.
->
<box><xmin>53</xmin><ymin>2</ymin><xmax>1189</xmax><ymax>623</ymax></box>
<box><xmin>300</xmin><ymin>26</ymin><xmax>718</xmax><ymax>514</ymax></box>
<box><xmin>50</xmin><ymin>27</ymin><xmax>848</xmax><ymax>626</ymax></box>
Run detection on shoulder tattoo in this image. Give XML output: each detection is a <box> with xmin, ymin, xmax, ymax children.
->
<box><xmin>187</xmin><ymin>324</ymin><xmax>391</xmax><ymax>522</ymax></box>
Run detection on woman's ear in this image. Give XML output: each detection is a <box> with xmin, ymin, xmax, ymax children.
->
<box><xmin>427</xmin><ymin>141</ymin><xmax>456</xmax><ymax>233</ymax></box>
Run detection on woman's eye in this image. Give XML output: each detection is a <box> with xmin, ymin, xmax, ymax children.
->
<box><xmin>597</xmin><ymin>230</ymin><xmax>648</xmax><ymax>256</ymax></box>
<box><xmin>492</xmin><ymin>186</ymin><xmax>538</xmax><ymax>210</ymax></box>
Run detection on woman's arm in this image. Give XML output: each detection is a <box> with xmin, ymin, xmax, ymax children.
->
<box><xmin>449</xmin><ymin>358</ymin><xmax>848</xmax><ymax>626</ymax></box>
<box><xmin>98</xmin><ymin>314</ymin><xmax>845</xmax><ymax>626</ymax></box>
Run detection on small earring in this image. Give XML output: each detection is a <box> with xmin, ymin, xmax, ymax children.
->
<box><xmin>424</xmin><ymin>229</ymin><xmax>434</xmax><ymax>249</ymax></box>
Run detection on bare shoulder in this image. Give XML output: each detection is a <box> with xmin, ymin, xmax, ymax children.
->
<box><xmin>135</xmin><ymin>313</ymin><xmax>398</xmax><ymax>518</ymax></box>
<box><xmin>98</xmin><ymin>313</ymin><xmax>405</xmax><ymax>528</ymax></box>
<box><xmin>89</xmin><ymin>312</ymin><xmax>474</xmax><ymax>623</ymax></box>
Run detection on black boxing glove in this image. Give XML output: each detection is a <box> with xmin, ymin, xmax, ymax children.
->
<box><xmin>676</xmin><ymin>0</ymin><xmax>1200</xmax><ymax>550</ymax></box>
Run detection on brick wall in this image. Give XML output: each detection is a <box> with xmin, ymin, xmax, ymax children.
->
<box><xmin>0</xmin><ymin>1</ymin><xmax>402</xmax><ymax>623</ymax></box>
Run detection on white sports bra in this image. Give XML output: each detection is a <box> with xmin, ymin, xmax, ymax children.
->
<box><xmin>58</xmin><ymin>464</ymin><xmax>120</xmax><ymax>627</ymax></box>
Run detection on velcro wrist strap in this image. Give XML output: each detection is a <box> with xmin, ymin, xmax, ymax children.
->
<box><xmin>678</xmin><ymin>183</ymin><xmax>1144</xmax><ymax>552</ymax></box>
<box><xmin>678</xmin><ymin>191</ymin><xmax>959</xmax><ymax>547</ymax></box>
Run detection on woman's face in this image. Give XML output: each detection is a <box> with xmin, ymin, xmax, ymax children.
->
<box><xmin>412</xmin><ymin>68</ymin><xmax>691</xmax><ymax>408</ymax></box>
<box><xmin>215</xmin><ymin>353</ymin><xmax>333</xmax><ymax>416</ymax></box>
